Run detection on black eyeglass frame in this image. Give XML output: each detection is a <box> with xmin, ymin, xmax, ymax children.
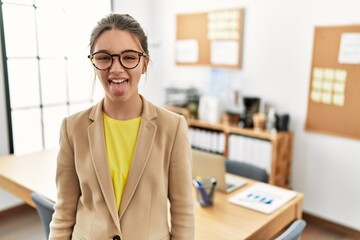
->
<box><xmin>88</xmin><ymin>50</ymin><xmax>147</xmax><ymax>71</ymax></box>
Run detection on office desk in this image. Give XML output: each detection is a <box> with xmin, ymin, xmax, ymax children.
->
<box><xmin>0</xmin><ymin>150</ymin><xmax>303</xmax><ymax>240</ymax></box>
<box><xmin>0</xmin><ymin>150</ymin><xmax>57</xmax><ymax>207</ymax></box>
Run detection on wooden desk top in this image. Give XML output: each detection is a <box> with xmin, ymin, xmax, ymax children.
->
<box><xmin>0</xmin><ymin>150</ymin><xmax>303</xmax><ymax>240</ymax></box>
<box><xmin>194</xmin><ymin>182</ymin><xmax>303</xmax><ymax>240</ymax></box>
<box><xmin>0</xmin><ymin>149</ymin><xmax>58</xmax><ymax>207</ymax></box>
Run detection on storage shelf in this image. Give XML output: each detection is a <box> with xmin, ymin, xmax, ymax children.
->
<box><xmin>165</xmin><ymin>105</ymin><xmax>293</xmax><ymax>188</ymax></box>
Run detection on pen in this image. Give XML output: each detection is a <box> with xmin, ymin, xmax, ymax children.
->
<box><xmin>193</xmin><ymin>179</ymin><xmax>212</xmax><ymax>205</ymax></box>
<box><xmin>196</xmin><ymin>177</ymin><xmax>216</xmax><ymax>197</ymax></box>
<box><xmin>208</xmin><ymin>178</ymin><xmax>217</xmax><ymax>199</ymax></box>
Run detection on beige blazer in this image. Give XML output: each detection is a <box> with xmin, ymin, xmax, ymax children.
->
<box><xmin>49</xmin><ymin>96</ymin><xmax>194</xmax><ymax>240</ymax></box>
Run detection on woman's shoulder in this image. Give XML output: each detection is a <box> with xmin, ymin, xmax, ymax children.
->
<box><xmin>140</xmin><ymin>98</ymin><xmax>184</xmax><ymax>132</ymax></box>
<box><xmin>145</xmin><ymin>99</ymin><xmax>184</xmax><ymax>123</ymax></box>
<box><xmin>156</xmin><ymin>105</ymin><xmax>182</xmax><ymax>119</ymax></box>
<box><xmin>151</xmin><ymin>105</ymin><xmax>189</xmax><ymax>134</ymax></box>
<box><xmin>64</xmin><ymin>101</ymin><xmax>101</xmax><ymax>125</ymax></box>
<box><xmin>67</xmin><ymin>106</ymin><xmax>92</xmax><ymax>120</ymax></box>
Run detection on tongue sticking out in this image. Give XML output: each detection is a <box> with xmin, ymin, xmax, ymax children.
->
<box><xmin>110</xmin><ymin>80</ymin><xmax>128</xmax><ymax>95</ymax></box>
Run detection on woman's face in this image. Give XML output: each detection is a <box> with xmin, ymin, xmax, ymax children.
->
<box><xmin>93</xmin><ymin>29</ymin><xmax>148</xmax><ymax>104</ymax></box>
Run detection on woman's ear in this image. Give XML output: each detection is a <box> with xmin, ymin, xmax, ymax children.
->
<box><xmin>142</xmin><ymin>58</ymin><xmax>149</xmax><ymax>74</ymax></box>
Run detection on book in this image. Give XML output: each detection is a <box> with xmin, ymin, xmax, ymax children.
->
<box><xmin>228</xmin><ymin>182</ymin><xmax>297</xmax><ymax>214</ymax></box>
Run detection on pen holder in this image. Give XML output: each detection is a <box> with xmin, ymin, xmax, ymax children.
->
<box><xmin>193</xmin><ymin>177</ymin><xmax>217</xmax><ymax>207</ymax></box>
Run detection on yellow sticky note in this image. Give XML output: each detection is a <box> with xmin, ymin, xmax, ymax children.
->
<box><xmin>324</xmin><ymin>68</ymin><xmax>335</xmax><ymax>81</ymax></box>
<box><xmin>335</xmin><ymin>69</ymin><xmax>347</xmax><ymax>82</ymax></box>
<box><xmin>333</xmin><ymin>82</ymin><xmax>345</xmax><ymax>93</ymax></box>
<box><xmin>322</xmin><ymin>81</ymin><xmax>333</xmax><ymax>92</ymax></box>
<box><xmin>333</xmin><ymin>94</ymin><xmax>345</xmax><ymax>106</ymax></box>
<box><xmin>313</xmin><ymin>68</ymin><xmax>324</xmax><ymax>79</ymax></box>
<box><xmin>311</xmin><ymin>90</ymin><xmax>321</xmax><ymax>102</ymax></box>
<box><xmin>321</xmin><ymin>92</ymin><xmax>332</xmax><ymax>104</ymax></box>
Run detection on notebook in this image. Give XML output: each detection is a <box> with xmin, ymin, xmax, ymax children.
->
<box><xmin>192</xmin><ymin>149</ymin><xmax>247</xmax><ymax>193</ymax></box>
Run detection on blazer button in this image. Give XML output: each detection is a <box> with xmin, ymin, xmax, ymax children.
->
<box><xmin>113</xmin><ymin>235</ymin><xmax>121</xmax><ymax>240</ymax></box>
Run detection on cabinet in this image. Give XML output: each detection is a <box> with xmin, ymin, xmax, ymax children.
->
<box><xmin>165</xmin><ymin>105</ymin><xmax>293</xmax><ymax>188</ymax></box>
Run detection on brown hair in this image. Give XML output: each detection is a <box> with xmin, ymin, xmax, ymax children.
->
<box><xmin>89</xmin><ymin>13</ymin><xmax>149</xmax><ymax>56</ymax></box>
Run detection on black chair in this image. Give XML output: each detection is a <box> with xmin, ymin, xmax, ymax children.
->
<box><xmin>31</xmin><ymin>192</ymin><xmax>55</xmax><ymax>239</ymax></box>
<box><xmin>225</xmin><ymin>159</ymin><xmax>269</xmax><ymax>183</ymax></box>
<box><xmin>275</xmin><ymin>219</ymin><xmax>307</xmax><ymax>240</ymax></box>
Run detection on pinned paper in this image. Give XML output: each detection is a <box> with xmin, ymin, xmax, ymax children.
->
<box><xmin>333</xmin><ymin>94</ymin><xmax>345</xmax><ymax>106</ymax></box>
<box><xmin>335</xmin><ymin>69</ymin><xmax>347</xmax><ymax>82</ymax></box>
<box><xmin>207</xmin><ymin>9</ymin><xmax>240</xmax><ymax>40</ymax></box>
<box><xmin>338</xmin><ymin>33</ymin><xmax>360</xmax><ymax>64</ymax></box>
<box><xmin>210</xmin><ymin>40</ymin><xmax>239</xmax><ymax>65</ymax></box>
<box><xmin>310</xmin><ymin>67</ymin><xmax>347</xmax><ymax>106</ymax></box>
<box><xmin>311</xmin><ymin>91</ymin><xmax>321</xmax><ymax>102</ymax></box>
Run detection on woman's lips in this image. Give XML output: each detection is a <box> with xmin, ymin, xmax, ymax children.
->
<box><xmin>109</xmin><ymin>79</ymin><xmax>128</xmax><ymax>84</ymax></box>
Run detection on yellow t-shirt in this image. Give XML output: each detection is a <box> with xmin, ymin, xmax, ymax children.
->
<box><xmin>103</xmin><ymin>113</ymin><xmax>141</xmax><ymax>210</ymax></box>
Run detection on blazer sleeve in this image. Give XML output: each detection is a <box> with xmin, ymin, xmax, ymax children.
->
<box><xmin>49</xmin><ymin>118</ymin><xmax>80</xmax><ymax>240</ymax></box>
<box><xmin>168</xmin><ymin>116</ymin><xmax>195</xmax><ymax>240</ymax></box>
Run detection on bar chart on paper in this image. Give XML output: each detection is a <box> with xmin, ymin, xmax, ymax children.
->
<box><xmin>228</xmin><ymin>183</ymin><xmax>297</xmax><ymax>214</ymax></box>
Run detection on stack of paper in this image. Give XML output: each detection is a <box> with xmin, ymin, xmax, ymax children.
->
<box><xmin>228</xmin><ymin>183</ymin><xmax>297</xmax><ymax>214</ymax></box>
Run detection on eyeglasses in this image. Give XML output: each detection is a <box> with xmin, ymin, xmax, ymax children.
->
<box><xmin>88</xmin><ymin>50</ymin><xmax>147</xmax><ymax>70</ymax></box>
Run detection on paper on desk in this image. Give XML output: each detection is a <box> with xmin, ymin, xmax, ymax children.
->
<box><xmin>228</xmin><ymin>183</ymin><xmax>297</xmax><ymax>214</ymax></box>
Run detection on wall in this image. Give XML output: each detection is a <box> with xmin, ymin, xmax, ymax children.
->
<box><xmin>113</xmin><ymin>0</ymin><xmax>165</xmax><ymax>106</ymax></box>
<box><xmin>114</xmin><ymin>0</ymin><xmax>360</xmax><ymax>230</ymax></box>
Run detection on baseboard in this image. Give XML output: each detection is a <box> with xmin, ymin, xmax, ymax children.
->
<box><xmin>0</xmin><ymin>204</ymin><xmax>33</xmax><ymax>218</ymax></box>
<box><xmin>303</xmin><ymin>212</ymin><xmax>360</xmax><ymax>238</ymax></box>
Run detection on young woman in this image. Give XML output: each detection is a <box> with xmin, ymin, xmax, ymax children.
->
<box><xmin>49</xmin><ymin>13</ymin><xmax>194</xmax><ymax>240</ymax></box>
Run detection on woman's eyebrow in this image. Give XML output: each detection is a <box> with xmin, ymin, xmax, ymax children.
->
<box><xmin>94</xmin><ymin>49</ymin><xmax>142</xmax><ymax>54</ymax></box>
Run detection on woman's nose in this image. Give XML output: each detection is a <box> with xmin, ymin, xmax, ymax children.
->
<box><xmin>110</xmin><ymin>56</ymin><xmax>125</xmax><ymax>72</ymax></box>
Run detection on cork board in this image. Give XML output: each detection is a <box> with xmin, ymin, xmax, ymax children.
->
<box><xmin>305</xmin><ymin>25</ymin><xmax>360</xmax><ymax>140</ymax></box>
<box><xmin>176</xmin><ymin>8</ymin><xmax>244</xmax><ymax>69</ymax></box>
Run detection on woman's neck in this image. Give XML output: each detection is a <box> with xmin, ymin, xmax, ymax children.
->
<box><xmin>103</xmin><ymin>95</ymin><xmax>143</xmax><ymax>120</ymax></box>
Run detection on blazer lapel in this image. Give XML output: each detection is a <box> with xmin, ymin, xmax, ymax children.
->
<box><xmin>88</xmin><ymin>101</ymin><xmax>120</xmax><ymax>231</ymax></box>
<box><xmin>119</xmin><ymin>97</ymin><xmax>157</xmax><ymax>220</ymax></box>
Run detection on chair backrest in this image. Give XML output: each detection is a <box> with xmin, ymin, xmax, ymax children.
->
<box><xmin>225</xmin><ymin>160</ymin><xmax>269</xmax><ymax>183</ymax></box>
<box><xmin>31</xmin><ymin>192</ymin><xmax>55</xmax><ymax>239</ymax></box>
<box><xmin>275</xmin><ymin>219</ymin><xmax>307</xmax><ymax>240</ymax></box>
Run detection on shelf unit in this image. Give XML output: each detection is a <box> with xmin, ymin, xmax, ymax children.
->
<box><xmin>165</xmin><ymin>105</ymin><xmax>293</xmax><ymax>188</ymax></box>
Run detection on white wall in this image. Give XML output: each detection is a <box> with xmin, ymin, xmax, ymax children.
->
<box><xmin>113</xmin><ymin>0</ymin><xmax>165</xmax><ymax>106</ymax></box>
<box><xmin>114</xmin><ymin>0</ymin><xmax>360</xmax><ymax>230</ymax></box>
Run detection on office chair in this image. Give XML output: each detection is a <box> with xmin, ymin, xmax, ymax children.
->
<box><xmin>275</xmin><ymin>219</ymin><xmax>307</xmax><ymax>240</ymax></box>
<box><xmin>31</xmin><ymin>192</ymin><xmax>55</xmax><ymax>239</ymax></box>
<box><xmin>225</xmin><ymin>159</ymin><xmax>269</xmax><ymax>183</ymax></box>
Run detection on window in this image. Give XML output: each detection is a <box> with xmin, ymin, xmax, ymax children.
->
<box><xmin>0</xmin><ymin>0</ymin><xmax>111</xmax><ymax>154</ymax></box>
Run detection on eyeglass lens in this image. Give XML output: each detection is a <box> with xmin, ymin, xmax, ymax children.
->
<box><xmin>92</xmin><ymin>51</ymin><xmax>142</xmax><ymax>70</ymax></box>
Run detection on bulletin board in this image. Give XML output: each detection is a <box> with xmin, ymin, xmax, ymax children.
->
<box><xmin>176</xmin><ymin>8</ymin><xmax>244</xmax><ymax>69</ymax></box>
<box><xmin>305</xmin><ymin>25</ymin><xmax>360</xmax><ymax>140</ymax></box>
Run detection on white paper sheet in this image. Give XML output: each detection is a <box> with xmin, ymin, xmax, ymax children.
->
<box><xmin>338</xmin><ymin>33</ymin><xmax>360</xmax><ymax>64</ymax></box>
<box><xmin>228</xmin><ymin>183</ymin><xmax>297</xmax><ymax>214</ymax></box>
<box><xmin>210</xmin><ymin>40</ymin><xmax>239</xmax><ymax>65</ymax></box>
